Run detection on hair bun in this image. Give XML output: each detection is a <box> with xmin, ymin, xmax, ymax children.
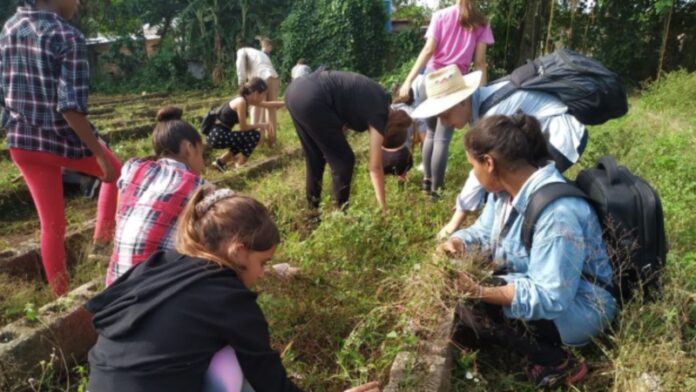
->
<box><xmin>156</xmin><ymin>106</ymin><xmax>183</xmax><ymax>122</ymax></box>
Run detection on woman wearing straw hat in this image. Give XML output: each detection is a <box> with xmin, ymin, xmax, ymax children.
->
<box><xmin>411</xmin><ymin>65</ymin><xmax>588</xmax><ymax>239</ymax></box>
<box><xmin>399</xmin><ymin>0</ymin><xmax>494</xmax><ymax>199</ymax></box>
<box><xmin>285</xmin><ymin>69</ymin><xmax>405</xmax><ymax>212</ymax></box>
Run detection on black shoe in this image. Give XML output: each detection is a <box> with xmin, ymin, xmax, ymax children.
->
<box><xmin>212</xmin><ymin>159</ymin><xmax>227</xmax><ymax>172</ymax></box>
<box><xmin>527</xmin><ymin>354</ymin><xmax>589</xmax><ymax>388</ymax></box>
<box><xmin>421</xmin><ymin>178</ymin><xmax>432</xmax><ymax>193</ymax></box>
<box><xmin>429</xmin><ymin>190</ymin><xmax>442</xmax><ymax>202</ymax></box>
<box><xmin>82</xmin><ymin>177</ymin><xmax>101</xmax><ymax>199</ymax></box>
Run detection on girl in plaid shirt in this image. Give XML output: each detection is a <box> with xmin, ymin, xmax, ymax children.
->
<box><xmin>1</xmin><ymin>0</ymin><xmax>121</xmax><ymax>296</ymax></box>
<box><xmin>106</xmin><ymin>107</ymin><xmax>207</xmax><ymax>286</ymax></box>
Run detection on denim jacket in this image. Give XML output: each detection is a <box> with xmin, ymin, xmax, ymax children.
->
<box><xmin>451</xmin><ymin>163</ymin><xmax>616</xmax><ymax>346</ymax></box>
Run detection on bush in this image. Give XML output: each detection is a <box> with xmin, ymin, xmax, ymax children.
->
<box><xmin>280</xmin><ymin>0</ymin><xmax>388</xmax><ymax>77</ymax></box>
<box><xmin>91</xmin><ymin>36</ymin><xmax>208</xmax><ymax>94</ymax></box>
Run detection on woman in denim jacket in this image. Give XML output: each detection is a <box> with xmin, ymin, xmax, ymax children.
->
<box><xmin>441</xmin><ymin>113</ymin><xmax>616</xmax><ymax>388</ymax></box>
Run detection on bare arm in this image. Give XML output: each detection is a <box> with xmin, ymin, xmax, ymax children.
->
<box><xmin>473</xmin><ymin>42</ymin><xmax>489</xmax><ymax>85</ymax></box>
<box><xmin>63</xmin><ymin>110</ymin><xmax>116</xmax><ymax>182</ymax></box>
<box><xmin>368</xmin><ymin>127</ymin><xmax>386</xmax><ymax>210</ymax></box>
<box><xmin>399</xmin><ymin>37</ymin><xmax>437</xmax><ymax>99</ymax></box>
<box><xmin>233</xmin><ymin>99</ymin><xmax>268</xmax><ymax>132</ymax></box>
<box><xmin>457</xmin><ymin>272</ymin><xmax>515</xmax><ymax>306</ymax></box>
<box><xmin>255</xmin><ymin>100</ymin><xmax>285</xmax><ymax>109</ymax></box>
<box><xmin>480</xmin><ymin>284</ymin><xmax>515</xmax><ymax>306</ymax></box>
<box><xmin>437</xmin><ymin>209</ymin><xmax>469</xmax><ymax>241</ymax></box>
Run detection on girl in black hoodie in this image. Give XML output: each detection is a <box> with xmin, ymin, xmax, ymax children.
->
<box><xmin>86</xmin><ymin>186</ymin><xmax>380</xmax><ymax>392</ymax></box>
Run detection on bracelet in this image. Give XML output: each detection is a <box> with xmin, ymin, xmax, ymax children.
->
<box><xmin>476</xmin><ymin>285</ymin><xmax>484</xmax><ymax>299</ymax></box>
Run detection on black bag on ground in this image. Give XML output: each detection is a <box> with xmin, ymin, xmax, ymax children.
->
<box><xmin>480</xmin><ymin>49</ymin><xmax>628</xmax><ymax>125</ymax></box>
<box><xmin>521</xmin><ymin>156</ymin><xmax>667</xmax><ymax>305</ymax></box>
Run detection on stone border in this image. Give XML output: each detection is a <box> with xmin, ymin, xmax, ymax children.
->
<box><xmin>384</xmin><ymin>310</ymin><xmax>456</xmax><ymax>392</ymax></box>
<box><xmin>0</xmin><ymin>279</ymin><xmax>100</xmax><ymax>390</ymax></box>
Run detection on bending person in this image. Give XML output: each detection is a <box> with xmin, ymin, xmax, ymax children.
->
<box><xmin>236</xmin><ymin>37</ymin><xmax>280</xmax><ymax>147</ymax></box>
<box><xmin>399</xmin><ymin>0</ymin><xmax>494</xmax><ymax>198</ymax></box>
<box><xmin>441</xmin><ymin>113</ymin><xmax>616</xmax><ymax>388</ymax></box>
<box><xmin>205</xmin><ymin>78</ymin><xmax>284</xmax><ymax>172</ymax></box>
<box><xmin>411</xmin><ymin>65</ymin><xmax>588</xmax><ymax>239</ymax></box>
<box><xmin>106</xmin><ymin>107</ymin><xmax>207</xmax><ymax>285</ymax></box>
<box><xmin>285</xmin><ymin>69</ymin><xmax>400</xmax><ymax>211</ymax></box>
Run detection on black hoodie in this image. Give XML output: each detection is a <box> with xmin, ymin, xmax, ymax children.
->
<box><xmin>85</xmin><ymin>250</ymin><xmax>302</xmax><ymax>392</ymax></box>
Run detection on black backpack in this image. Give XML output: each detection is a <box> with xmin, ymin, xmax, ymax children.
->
<box><xmin>200</xmin><ymin>105</ymin><xmax>222</xmax><ymax>136</ymax></box>
<box><xmin>480</xmin><ymin>49</ymin><xmax>628</xmax><ymax>125</ymax></box>
<box><xmin>521</xmin><ymin>156</ymin><xmax>667</xmax><ymax>305</ymax></box>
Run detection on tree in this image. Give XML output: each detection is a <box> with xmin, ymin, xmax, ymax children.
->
<box><xmin>281</xmin><ymin>0</ymin><xmax>388</xmax><ymax>77</ymax></box>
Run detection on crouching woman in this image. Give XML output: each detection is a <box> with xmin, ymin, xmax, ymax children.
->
<box><xmin>86</xmin><ymin>186</ymin><xmax>379</xmax><ymax>392</ymax></box>
<box><xmin>441</xmin><ymin>114</ymin><xmax>616</xmax><ymax>388</ymax></box>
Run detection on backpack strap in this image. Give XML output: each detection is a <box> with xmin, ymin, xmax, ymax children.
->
<box><xmin>478</xmin><ymin>60</ymin><xmax>538</xmax><ymax>116</ymax></box>
<box><xmin>522</xmin><ymin>182</ymin><xmax>588</xmax><ymax>251</ymax></box>
<box><xmin>522</xmin><ymin>182</ymin><xmax>617</xmax><ymax>298</ymax></box>
<box><xmin>478</xmin><ymin>81</ymin><xmax>517</xmax><ymax>117</ymax></box>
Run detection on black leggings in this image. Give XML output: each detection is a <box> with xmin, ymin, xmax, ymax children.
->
<box><xmin>454</xmin><ymin>301</ymin><xmax>566</xmax><ymax>367</ymax></box>
<box><xmin>285</xmin><ymin>76</ymin><xmax>355</xmax><ymax>209</ymax></box>
<box><xmin>206</xmin><ymin>125</ymin><xmax>260</xmax><ymax>158</ymax></box>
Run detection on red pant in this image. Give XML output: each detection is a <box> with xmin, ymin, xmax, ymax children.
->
<box><xmin>10</xmin><ymin>147</ymin><xmax>121</xmax><ymax>296</ymax></box>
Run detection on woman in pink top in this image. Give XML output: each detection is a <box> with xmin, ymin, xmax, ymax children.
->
<box><xmin>399</xmin><ymin>0</ymin><xmax>494</xmax><ymax>199</ymax></box>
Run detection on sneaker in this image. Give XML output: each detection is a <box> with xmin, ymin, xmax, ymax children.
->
<box><xmin>429</xmin><ymin>189</ymin><xmax>442</xmax><ymax>202</ymax></box>
<box><xmin>212</xmin><ymin>159</ymin><xmax>227</xmax><ymax>172</ymax></box>
<box><xmin>528</xmin><ymin>355</ymin><xmax>589</xmax><ymax>388</ymax></box>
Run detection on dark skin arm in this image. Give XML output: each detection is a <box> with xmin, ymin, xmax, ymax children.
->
<box><xmin>63</xmin><ymin>110</ymin><xmax>117</xmax><ymax>182</ymax></box>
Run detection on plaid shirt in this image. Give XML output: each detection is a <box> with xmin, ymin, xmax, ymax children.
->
<box><xmin>0</xmin><ymin>7</ymin><xmax>93</xmax><ymax>159</ymax></box>
<box><xmin>106</xmin><ymin>158</ymin><xmax>207</xmax><ymax>286</ymax></box>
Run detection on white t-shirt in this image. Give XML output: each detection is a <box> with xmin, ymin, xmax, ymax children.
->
<box><xmin>235</xmin><ymin>48</ymin><xmax>278</xmax><ymax>84</ymax></box>
<box><xmin>291</xmin><ymin>64</ymin><xmax>312</xmax><ymax>80</ymax></box>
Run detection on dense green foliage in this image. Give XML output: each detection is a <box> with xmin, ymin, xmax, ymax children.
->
<box><xmin>3</xmin><ymin>1</ymin><xmax>693</xmax><ymax>92</ymax></box>
<box><xmin>280</xmin><ymin>0</ymin><xmax>389</xmax><ymax>77</ymax></box>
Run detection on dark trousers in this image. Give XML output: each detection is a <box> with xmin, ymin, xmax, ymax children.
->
<box><xmin>285</xmin><ymin>76</ymin><xmax>355</xmax><ymax>209</ymax></box>
<box><xmin>454</xmin><ymin>301</ymin><xmax>566</xmax><ymax>367</ymax></box>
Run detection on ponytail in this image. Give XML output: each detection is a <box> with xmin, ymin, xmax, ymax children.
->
<box><xmin>152</xmin><ymin>106</ymin><xmax>201</xmax><ymax>157</ymax></box>
<box><xmin>176</xmin><ymin>186</ymin><xmax>280</xmax><ymax>272</ymax></box>
<box><xmin>238</xmin><ymin>77</ymin><xmax>268</xmax><ymax>97</ymax></box>
<box><xmin>464</xmin><ymin>112</ymin><xmax>551</xmax><ymax>170</ymax></box>
<box><xmin>457</xmin><ymin>0</ymin><xmax>488</xmax><ymax>29</ymax></box>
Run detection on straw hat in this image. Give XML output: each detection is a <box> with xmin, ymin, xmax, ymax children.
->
<box><xmin>411</xmin><ymin>66</ymin><xmax>482</xmax><ymax>119</ymax></box>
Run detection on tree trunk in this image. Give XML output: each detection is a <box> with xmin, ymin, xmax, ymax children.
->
<box><xmin>503</xmin><ymin>0</ymin><xmax>516</xmax><ymax>70</ymax></box>
<box><xmin>240</xmin><ymin>0</ymin><xmax>249</xmax><ymax>46</ymax></box>
<box><xmin>568</xmin><ymin>0</ymin><xmax>577</xmax><ymax>42</ymax></box>
<box><xmin>211</xmin><ymin>0</ymin><xmax>224</xmax><ymax>85</ymax></box>
<box><xmin>159</xmin><ymin>16</ymin><xmax>172</xmax><ymax>42</ymax></box>
<box><xmin>657</xmin><ymin>2</ymin><xmax>674</xmax><ymax>81</ymax></box>
<box><xmin>517</xmin><ymin>0</ymin><xmax>543</xmax><ymax>66</ymax></box>
<box><xmin>581</xmin><ymin>4</ymin><xmax>595</xmax><ymax>54</ymax></box>
<box><xmin>544</xmin><ymin>0</ymin><xmax>556</xmax><ymax>54</ymax></box>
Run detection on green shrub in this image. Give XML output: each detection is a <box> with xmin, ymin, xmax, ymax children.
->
<box><xmin>280</xmin><ymin>0</ymin><xmax>388</xmax><ymax>77</ymax></box>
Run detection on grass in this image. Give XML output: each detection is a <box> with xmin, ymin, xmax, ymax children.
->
<box><xmin>447</xmin><ymin>70</ymin><xmax>696</xmax><ymax>391</ymax></box>
<box><xmin>0</xmin><ymin>95</ymin><xmax>302</xmax><ymax>327</ymax></box>
<box><xmin>2</xmin><ymin>71</ymin><xmax>694</xmax><ymax>391</ymax></box>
